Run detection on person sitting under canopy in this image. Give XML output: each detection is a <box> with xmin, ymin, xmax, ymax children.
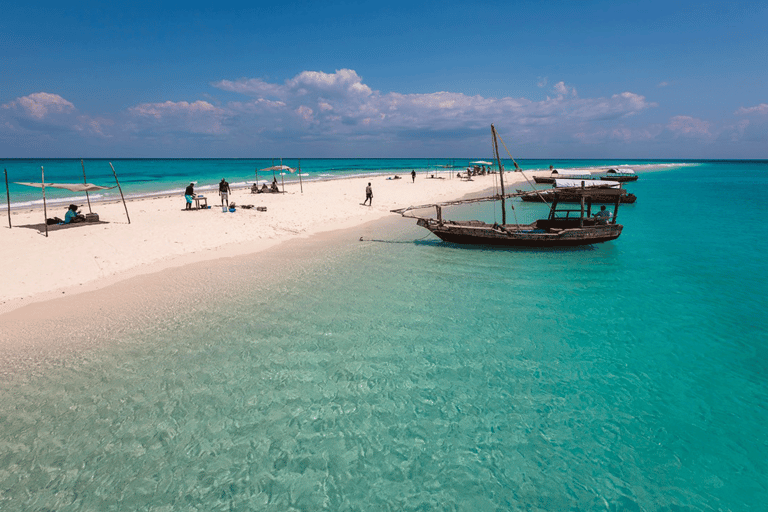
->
<box><xmin>65</xmin><ymin>204</ymin><xmax>85</xmax><ymax>224</ymax></box>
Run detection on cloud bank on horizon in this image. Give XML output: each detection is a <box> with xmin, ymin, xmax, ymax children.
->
<box><xmin>2</xmin><ymin>68</ymin><xmax>767</xmax><ymax>158</ymax></box>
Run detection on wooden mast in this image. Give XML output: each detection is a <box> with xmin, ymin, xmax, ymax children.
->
<box><xmin>81</xmin><ymin>159</ymin><xmax>92</xmax><ymax>214</ymax></box>
<box><xmin>491</xmin><ymin>124</ymin><xmax>506</xmax><ymax>225</ymax></box>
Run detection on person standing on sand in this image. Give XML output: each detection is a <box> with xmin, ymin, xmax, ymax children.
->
<box><xmin>363</xmin><ymin>182</ymin><xmax>373</xmax><ymax>206</ymax></box>
<box><xmin>411</xmin><ymin>170</ymin><xmax>416</xmax><ymax>183</ymax></box>
<box><xmin>185</xmin><ymin>183</ymin><xmax>195</xmax><ymax>210</ymax></box>
<box><xmin>219</xmin><ymin>178</ymin><xmax>231</xmax><ymax>206</ymax></box>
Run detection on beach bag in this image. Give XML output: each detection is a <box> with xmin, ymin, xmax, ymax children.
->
<box><xmin>85</xmin><ymin>213</ymin><xmax>99</xmax><ymax>222</ymax></box>
<box><xmin>46</xmin><ymin>217</ymin><xmax>63</xmax><ymax>225</ymax></box>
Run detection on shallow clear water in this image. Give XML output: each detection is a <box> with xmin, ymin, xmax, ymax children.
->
<box><xmin>1</xmin><ymin>162</ymin><xmax>766</xmax><ymax>511</ymax></box>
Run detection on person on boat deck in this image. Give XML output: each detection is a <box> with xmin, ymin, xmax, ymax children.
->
<box><xmin>184</xmin><ymin>183</ymin><xmax>195</xmax><ymax>210</ymax></box>
<box><xmin>594</xmin><ymin>205</ymin><xmax>612</xmax><ymax>224</ymax></box>
<box><xmin>64</xmin><ymin>204</ymin><xmax>85</xmax><ymax>223</ymax></box>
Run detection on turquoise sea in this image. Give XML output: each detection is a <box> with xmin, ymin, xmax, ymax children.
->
<box><xmin>4</xmin><ymin>157</ymin><xmax>674</xmax><ymax>209</ymax></box>
<box><xmin>1</xmin><ymin>160</ymin><xmax>767</xmax><ymax>511</ymax></box>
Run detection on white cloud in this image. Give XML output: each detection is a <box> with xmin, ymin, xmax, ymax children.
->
<box><xmin>127</xmin><ymin>100</ymin><xmax>228</xmax><ymax>135</ymax></box>
<box><xmin>2</xmin><ymin>92</ymin><xmax>75</xmax><ymax>119</ymax></box>
<box><xmin>213</xmin><ymin>78</ymin><xmax>288</xmax><ymax>100</ymax></box>
<box><xmin>0</xmin><ymin>71</ymin><xmax>673</xmax><ymax>155</ymax></box>
<box><xmin>553</xmin><ymin>81</ymin><xmax>577</xmax><ymax>97</ymax></box>
<box><xmin>735</xmin><ymin>103</ymin><xmax>768</xmax><ymax>115</ymax></box>
<box><xmin>658</xmin><ymin>81</ymin><xmax>669</xmax><ymax>87</ymax></box>
<box><xmin>667</xmin><ymin>115</ymin><xmax>711</xmax><ymax>137</ymax></box>
<box><xmin>210</xmin><ymin>71</ymin><xmax>655</xmax><ymax>139</ymax></box>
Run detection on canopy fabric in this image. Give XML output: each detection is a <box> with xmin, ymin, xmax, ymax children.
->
<box><xmin>470</xmin><ymin>161</ymin><xmax>494</xmax><ymax>165</ymax></box>
<box><xmin>555</xmin><ymin>179</ymin><xmax>620</xmax><ymax>188</ymax></box>
<box><xmin>16</xmin><ymin>182</ymin><xmax>116</xmax><ymax>192</ymax></box>
<box><xmin>260</xmin><ymin>165</ymin><xmax>296</xmax><ymax>173</ymax></box>
<box><xmin>605</xmin><ymin>168</ymin><xmax>635</xmax><ymax>174</ymax></box>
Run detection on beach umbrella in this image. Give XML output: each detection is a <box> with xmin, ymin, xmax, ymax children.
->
<box><xmin>260</xmin><ymin>165</ymin><xmax>296</xmax><ymax>193</ymax></box>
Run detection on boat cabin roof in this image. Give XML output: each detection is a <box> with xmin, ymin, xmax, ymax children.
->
<box><xmin>605</xmin><ymin>168</ymin><xmax>635</xmax><ymax>174</ymax></box>
<box><xmin>551</xmin><ymin>169</ymin><xmax>591</xmax><ymax>176</ymax></box>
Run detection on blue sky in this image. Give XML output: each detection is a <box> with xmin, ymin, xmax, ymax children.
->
<box><xmin>2</xmin><ymin>0</ymin><xmax>767</xmax><ymax>158</ymax></box>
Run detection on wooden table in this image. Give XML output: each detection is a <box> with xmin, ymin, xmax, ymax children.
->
<box><xmin>195</xmin><ymin>195</ymin><xmax>208</xmax><ymax>209</ymax></box>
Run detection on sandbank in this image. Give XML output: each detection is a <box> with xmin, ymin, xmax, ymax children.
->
<box><xmin>0</xmin><ymin>171</ymin><xmax>534</xmax><ymax>318</ymax></box>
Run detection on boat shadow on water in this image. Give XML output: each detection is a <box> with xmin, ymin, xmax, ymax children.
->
<box><xmin>411</xmin><ymin>238</ymin><xmax>599</xmax><ymax>253</ymax></box>
<box><xmin>362</xmin><ymin>237</ymin><xmax>599</xmax><ymax>252</ymax></box>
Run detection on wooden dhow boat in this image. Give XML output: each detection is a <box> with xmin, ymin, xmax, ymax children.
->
<box><xmin>392</xmin><ymin>125</ymin><xmax>627</xmax><ymax>247</ymax></box>
<box><xmin>533</xmin><ymin>168</ymin><xmax>594</xmax><ymax>184</ymax></box>
<box><xmin>599</xmin><ymin>168</ymin><xmax>638</xmax><ymax>182</ymax></box>
<box><xmin>519</xmin><ymin>179</ymin><xmax>637</xmax><ymax>204</ymax></box>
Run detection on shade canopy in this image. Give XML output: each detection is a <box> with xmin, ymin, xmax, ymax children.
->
<box><xmin>260</xmin><ymin>165</ymin><xmax>296</xmax><ymax>173</ymax></box>
<box><xmin>470</xmin><ymin>161</ymin><xmax>494</xmax><ymax>165</ymax></box>
<box><xmin>16</xmin><ymin>182</ymin><xmax>116</xmax><ymax>192</ymax></box>
<box><xmin>605</xmin><ymin>168</ymin><xmax>635</xmax><ymax>174</ymax></box>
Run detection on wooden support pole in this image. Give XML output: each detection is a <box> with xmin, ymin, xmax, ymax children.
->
<box><xmin>41</xmin><ymin>166</ymin><xmax>49</xmax><ymax>237</ymax></box>
<box><xmin>298</xmin><ymin>159</ymin><xmax>303</xmax><ymax>194</ymax></box>
<box><xmin>109</xmin><ymin>162</ymin><xmax>131</xmax><ymax>224</ymax></box>
<box><xmin>81</xmin><ymin>159</ymin><xmax>92</xmax><ymax>214</ymax></box>
<box><xmin>4</xmin><ymin>169</ymin><xmax>11</xmax><ymax>229</ymax></box>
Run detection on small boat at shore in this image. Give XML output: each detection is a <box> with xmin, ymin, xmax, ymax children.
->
<box><xmin>393</xmin><ymin>126</ymin><xmax>627</xmax><ymax>247</ymax></box>
<box><xmin>533</xmin><ymin>169</ymin><xmax>595</xmax><ymax>184</ymax></box>
<box><xmin>599</xmin><ymin>168</ymin><xmax>638</xmax><ymax>182</ymax></box>
<box><xmin>519</xmin><ymin>179</ymin><xmax>637</xmax><ymax>204</ymax></box>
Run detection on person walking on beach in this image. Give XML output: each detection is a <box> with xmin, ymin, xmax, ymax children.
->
<box><xmin>363</xmin><ymin>182</ymin><xmax>373</xmax><ymax>206</ymax></box>
<box><xmin>411</xmin><ymin>170</ymin><xmax>416</xmax><ymax>183</ymax></box>
<box><xmin>185</xmin><ymin>183</ymin><xmax>195</xmax><ymax>210</ymax></box>
<box><xmin>219</xmin><ymin>178</ymin><xmax>231</xmax><ymax>206</ymax></box>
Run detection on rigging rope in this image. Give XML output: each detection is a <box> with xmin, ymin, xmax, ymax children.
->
<box><xmin>495</xmin><ymin>128</ymin><xmax>551</xmax><ymax>206</ymax></box>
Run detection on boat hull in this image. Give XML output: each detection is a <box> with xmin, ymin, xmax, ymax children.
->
<box><xmin>520</xmin><ymin>191</ymin><xmax>637</xmax><ymax>203</ymax></box>
<box><xmin>599</xmin><ymin>175</ymin><xmax>638</xmax><ymax>182</ymax></box>
<box><xmin>417</xmin><ymin>219</ymin><xmax>622</xmax><ymax>247</ymax></box>
<box><xmin>534</xmin><ymin>175</ymin><xmax>594</xmax><ymax>184</ymax></box>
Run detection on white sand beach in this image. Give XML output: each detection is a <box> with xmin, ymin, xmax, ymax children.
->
<box><xmin>0</xmin><ymin>172</ymin><xmax>534</xmax><ymax>318</ymax></box>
